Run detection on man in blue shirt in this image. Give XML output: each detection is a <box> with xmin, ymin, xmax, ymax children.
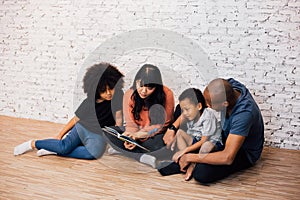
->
<box><xmin>160</xmin><ymin>78</ymin><xmax>264</xmax><ymax>184</ymax></box>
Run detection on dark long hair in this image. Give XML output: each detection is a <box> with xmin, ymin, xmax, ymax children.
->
<box><xmin>131</xmin><ymin>64</ymin><xmax>166</xmax><ymax>122</ymax></box>
<box><xmin>83</xmin><ymin>62</ymin><xmax>124</xmax><ymax>100</ymax></box>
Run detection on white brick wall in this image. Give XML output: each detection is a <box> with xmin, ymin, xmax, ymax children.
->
<box><xmin>0</xmin><ymin>0</ymin><xmax>299</xmax><ymax>149</ymax></box>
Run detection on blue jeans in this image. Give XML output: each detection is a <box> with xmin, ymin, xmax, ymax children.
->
<box><xmin>35</xmin><ymin>123</ymin><xmax>106</xmax><ymax>160</ymax></box>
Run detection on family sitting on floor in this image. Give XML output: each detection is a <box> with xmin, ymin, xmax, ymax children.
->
<box><xmin>14</xmin><ymin>63</ymin><xmax>264</xmax><ymax>184</ymax></box>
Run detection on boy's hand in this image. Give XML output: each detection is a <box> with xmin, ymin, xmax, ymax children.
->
<box><xmin>163</xmin><ymin>129</ymin><xmax>176</xmax><ymax>149</ymax></box>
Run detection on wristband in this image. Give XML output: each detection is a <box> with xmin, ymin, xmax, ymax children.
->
<box><xmin>168</xmin><ymin>124</ymin><xmax>178</xmax><ymax>132</ymax></box>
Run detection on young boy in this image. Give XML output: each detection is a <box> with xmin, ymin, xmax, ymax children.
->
<box><xmin>161</xmin><ymin>88</ymin><xmax>223</xmax><ymax>180</ymax></box>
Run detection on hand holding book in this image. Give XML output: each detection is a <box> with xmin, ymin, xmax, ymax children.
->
<box><xmin>102</xmin><ymin>126</ymin><xmax>150</xmax><ymax>152</ymax></box>
<box><xmin>122</xmin><ymin>131</ymin><xmax>138</xmax><ymax>150</ymax></box>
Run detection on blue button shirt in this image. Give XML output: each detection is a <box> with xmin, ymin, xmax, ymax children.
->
<box><xmin>221</xmin><ymin>78</ymin><xmax>264</xmax><ymax>164</ymax></box>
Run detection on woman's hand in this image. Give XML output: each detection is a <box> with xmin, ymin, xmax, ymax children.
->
<box><xmin>135</xmin><ymin>131</ymin><xmax>149</xmax><ymax>139</ymax></box>
<box><xmin>124</xmin><ymin>131</ymin><xmax>149</xmax><ymax>140</ymax></box>
<box><xmin>124</xmin><ymin>142</ymin><xmax>136</xmax><ymax>150</ymax></box>
<box><xmin>53</xmin><ymin>134</ymin><xmax>63</xmax><ymax>140</ymax></box>
<box><xmin>122</xmin><ymin>132</ymin><xmax>137</xmax><ymax>150</ymax></box>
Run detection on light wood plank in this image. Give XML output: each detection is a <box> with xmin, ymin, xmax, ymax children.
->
<box><xmin>0</xmin><ymin>115</ymin><xmax>299</xmax><ymax>200</ymax></box>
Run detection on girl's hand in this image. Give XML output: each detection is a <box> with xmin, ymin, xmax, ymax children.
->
<box><xmin>54</xmin><ymin>135</ymin><xmax>62</xmax><ymax>140</ymax></box>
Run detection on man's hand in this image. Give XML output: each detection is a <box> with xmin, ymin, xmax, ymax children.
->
<box><xmin>179</xmin><ymin>154</ymin><xmax>190</xmax><ymax>172</ymax></box>
<box><xmin>172</xmin><ymin>149</ymin><xmax>187</xmax><ymax>163</ymax></box>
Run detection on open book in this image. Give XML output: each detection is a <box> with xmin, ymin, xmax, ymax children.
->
<box><xmin>102</xmin><ymin>126</ymin><xmax>150</xmax><ymax>152</ymax></box>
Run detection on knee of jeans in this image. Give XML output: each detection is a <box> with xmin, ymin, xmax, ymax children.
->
<box><xmin>84</xmin><ymin>149</ymin><xmax>105</xmax><ymax>160</ymax></box>
<box><xmin>92</xmin><ymin>150</ymin><xmax>105</xmax><ymax>159</ymax></box>
<box><xmin>80</xmin><ymin>153</ymin><xmax>97</xmax><ymax>160</ymax></box>
<box><xmin>192</xmin><ymin>164</ymin><xmax>214</xmax><ymax>184</ymax></box>
<box><xmin>87</xmin><ymin>142</ymin><xmax>107</xmax><ymax>159</ymax></box>
<box><xmin>57</xmin><ymin>141</ymin><xmax>73</xmax><ymax>155</ymax></box>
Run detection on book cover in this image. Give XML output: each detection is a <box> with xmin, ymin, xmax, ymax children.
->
<box><xmin>102</xmin><ymin>126</ymin><xmax>150</xmax><ymax>152</ymax></box>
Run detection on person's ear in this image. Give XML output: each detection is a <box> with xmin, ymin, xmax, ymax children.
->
<box><xmin>198</xmin><ymin>103</ymin><xmax>202</xmax><ymax>110</ymax></box>
<box><xmin>223</xmin><ymin>101</ymin><xmax>229</xmax><ymax>107</ymax></box>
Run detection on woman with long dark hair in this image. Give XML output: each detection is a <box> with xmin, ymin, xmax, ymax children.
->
<box><xmin>105</xmin><ymin>64</ymin><xmax>174</xmax><ymax>168</ymax></box>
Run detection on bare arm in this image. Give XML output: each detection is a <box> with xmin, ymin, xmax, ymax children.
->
<box><xmin>173</xmin><ymin>135</ymin><xmax>209</xmax><ymax>162</ymax></box>
<box><xmin>55</xmin><ymin>116</ymin><xmax>79</xmax><ymax>140</ymax></box>
<box><xmin>115</xmin><ymin>110</ymin><xmax>123</xmax><ymax>126</ymax></box>
<box><xmin>123</xmin><ymin>89</ymin><xmax>139</xmax><ymax>133</ymax></box>
<box><xmin>185</xmin><ymin>136</ymin><xmax>209</xmax><ymax>153</ymax></box>
<box><xmin>161</xmin><ymin>87</ymin><xmax>175</xmax><ymax>133</ymax></box>
<box><xmin>163</xmin><ymin>114</ymin><xmax>182</xmax><ymax>148</ymax></box>
<box><xmin>140</xmin><ymin>86</ymin><xmax>175</xmax><ymax>138</ymax></box>
<box><xmin>179</xmin><ymin>134</ymin><xmax>245</xmax><ymax>170</ymax></box>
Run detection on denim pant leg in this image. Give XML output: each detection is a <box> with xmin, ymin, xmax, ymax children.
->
<box><xmin>36</xmin><ymin>123</ymin><xmax>106</xmax><ymax>160</ymax></box>
<box><xmin>71</xmin><ymin>123</ymin><xmax>107</xmax><ymax>160</ymax></box>
<box><xmin>35</xmin><ymin>125</ymin><xmax>82</xmax><ymax>154</ymax></box>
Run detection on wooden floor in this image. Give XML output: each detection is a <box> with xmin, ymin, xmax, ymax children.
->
<box><xmin>0</xmin><ymin>115</ymin><xmax>299</xmax><ymax>200</ymax></box>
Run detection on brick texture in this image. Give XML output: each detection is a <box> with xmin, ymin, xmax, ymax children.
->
<box><xmin>0</xmin><ymin>0</ymin><xmax>299</xmax><ymax>149</ymax></box>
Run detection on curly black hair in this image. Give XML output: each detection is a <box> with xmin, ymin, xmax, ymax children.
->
<box><xmin>83</xmin><ymin>62</ymin><xmax>124</xmax><ymax>100</ymax></box>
